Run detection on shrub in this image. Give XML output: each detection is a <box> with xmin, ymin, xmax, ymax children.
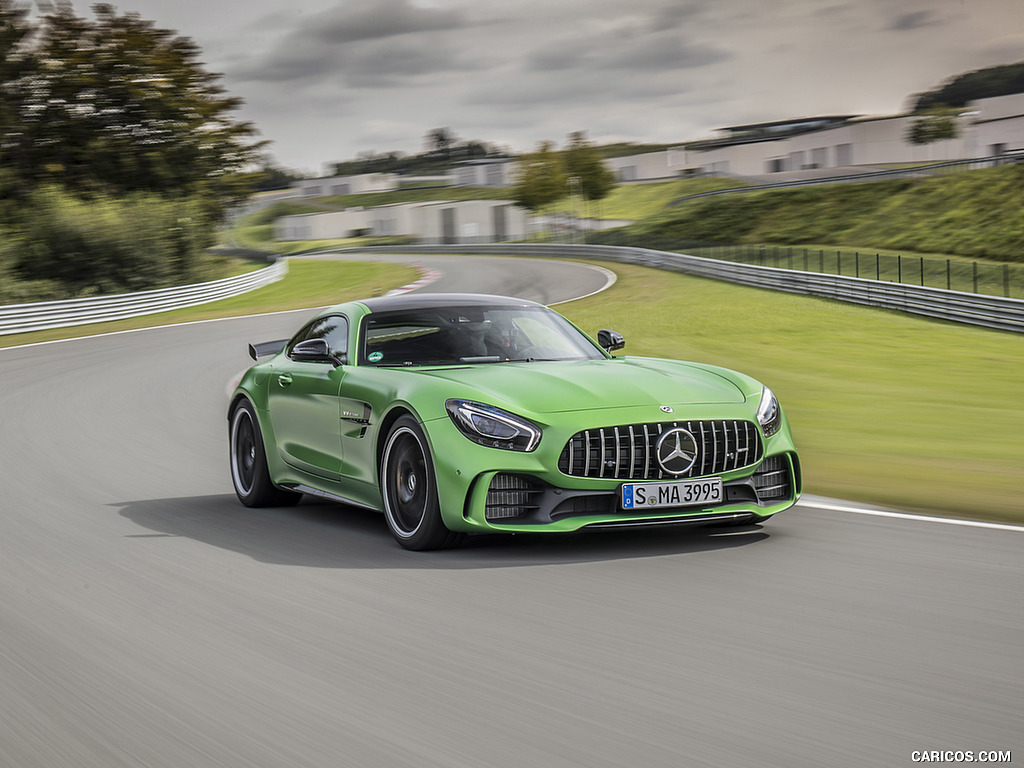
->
<box><xmin>13</xmin><ymin>187</ymin><xmax>215</xmax><ymax>294</ymax></box>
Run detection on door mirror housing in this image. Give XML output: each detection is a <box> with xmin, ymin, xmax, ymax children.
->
<box><xmin>597</xmin><ymin>329</ymin><xmax>625</xmax><ymax>353</ymax></box>
<box><xmin>290</xmin><ymin>338</ymin><xmax>345</xmax><ymax>365</ymax></box>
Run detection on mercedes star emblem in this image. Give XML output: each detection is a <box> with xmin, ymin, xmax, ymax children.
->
<box><xmin>655</xmin><ymin>427</ymin><xmax>698</xmax><ymax>475</ymax></box>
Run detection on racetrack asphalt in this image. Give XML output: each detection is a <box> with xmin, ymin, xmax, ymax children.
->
<box><xmin>0</xmin><ymin>256</ymin><xmax>1019</xmax><ymax>768</ymax></box>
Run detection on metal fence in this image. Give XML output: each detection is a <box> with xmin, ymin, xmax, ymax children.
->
<box><xmin>345</xmin><ymin>243</ymin><xmax>1024</xmax><ymax>334</ymax></box>
<box><xmin>584</xmin><ymin>235</ymin><xmax>1024</xmax><ymax>301</ymax></box>
<box><xmin>0</xmin><ymin>260</ymin><xmax>287</xmax><ymax>337</ymax></box>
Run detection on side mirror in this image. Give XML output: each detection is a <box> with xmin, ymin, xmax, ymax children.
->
<box><xmin>598</xmin><ymin>329</ymin><xmax>625</xmax><ymax>353</ymax></box>
<box><xmin>290</xmin><ymin>338</ymin><xmax>345</xmax><ymax>365</ymax></box>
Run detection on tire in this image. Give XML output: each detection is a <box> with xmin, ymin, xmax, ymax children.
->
<box><xmin>380</xmin><ymin>415</ymin><xmax>463</xmax><ymax>551</ymax></box>
<box><xmin>229</xmin><ymin>399</ymin><xmax>302</xmax><ymax>508</ymax></box>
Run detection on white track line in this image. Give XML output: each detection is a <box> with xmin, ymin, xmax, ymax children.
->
<box><xmin>802</xmin><ymin>499</ymin><xmax>1024</xmax><ymax>532</ymax></box>
<box><xmin>549</xmin><ymin>263</ymin><xmax>618</xmax><ymax>305</ymax></box>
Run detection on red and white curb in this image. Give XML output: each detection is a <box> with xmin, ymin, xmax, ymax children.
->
<box><xmin>385</xmin><ymin>265</ymin><xmax>443</xmax><ymax>296</ymax></box>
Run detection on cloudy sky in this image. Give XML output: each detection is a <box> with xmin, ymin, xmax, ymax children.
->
<box><xmin>60</xmin><ymin>0</ymin><xmax>1024</xmax><ymax>174</ymax></box>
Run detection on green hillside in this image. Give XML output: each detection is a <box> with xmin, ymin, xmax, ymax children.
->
<box><xmin>626</xmin><ymin>165</ymin><xmax>1024</xmax><ymax>262</ymax></box>
<box><xmin>550</xmin><ymin>177</ymin><xmax>747</xmax><ymax>220</ymax></box>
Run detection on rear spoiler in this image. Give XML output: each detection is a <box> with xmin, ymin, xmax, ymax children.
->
<box><xmin>248</xmin><ymin>339</ymin><xmax>288</xmax><ymax>361</ymax></box>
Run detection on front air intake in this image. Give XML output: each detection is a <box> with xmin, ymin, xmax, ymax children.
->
<box><xmin>752</xmin><ymin>454</ymin><xmax>792</xmax><ymax>502</ymax></box>
<box><xmin>485</xmin><ymin>474</ymin><xmax>544</xmax><ymax>521</ymax></box>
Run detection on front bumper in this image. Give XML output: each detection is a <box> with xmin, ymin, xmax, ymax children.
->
<box><xmin>425</xmin><ymin>403</ymin><xmax>801</xmax><ymax>534</ymax></box>
<box><xmin>463</xmin><ymin>451</ymin><xmax>800</xmax><ymax>533</ymax></box>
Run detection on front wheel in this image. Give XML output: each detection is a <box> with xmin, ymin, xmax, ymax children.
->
<box><xmin>381</xmin><ymin>415</ymin><xmax>462</xmax><ymax>550</ymax></box>
<box><xmin>229</xmin><ymin>399</ymin><xmax>302</xmax><ymax>508</ymax></box>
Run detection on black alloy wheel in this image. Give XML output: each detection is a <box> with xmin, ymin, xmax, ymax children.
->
<box><xmin>229</xmin><ymin>399</ymin><xmax>301</xmax><ymax>508</ymax></box>
<box><xmin>381</xmin><ymin>415</ymin><xmax>462</xmax><ymax>550</ymax></box>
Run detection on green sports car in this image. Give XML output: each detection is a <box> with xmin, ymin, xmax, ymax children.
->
<box><xmin>228</xmin><ymin>293</ymin><xmax>801</xmax><ymax>550</ymax></box>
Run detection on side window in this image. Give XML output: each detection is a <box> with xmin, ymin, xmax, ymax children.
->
<box><xmin>287</xmin><ymin>315</ymin><xmax>349</xmax><ymax>360</ymax></box>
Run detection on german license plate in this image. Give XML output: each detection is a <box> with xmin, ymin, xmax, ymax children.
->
<box><xmin>620</xmin><ymin>478</ymin><xmax>723</xmax><ymax>510</ymax></box>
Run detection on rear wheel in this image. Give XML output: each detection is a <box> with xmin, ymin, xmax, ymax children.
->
<box><xmin>230</xmin><ymin>399</ymin><xmax>301</xmax><ymax>507</ymax></box>
<box><xmin>381</xmin><ymin>415</ymin><xmax>462</xmax><ymax>550</ymax></box>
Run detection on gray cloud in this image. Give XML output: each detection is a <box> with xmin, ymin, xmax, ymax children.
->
<box><xmin>599</xmin><ymin>34</ymin><xmax>730</xmax><ymax>71</ymax></box>
<box><xmin>466</xmin><ymin>64</ymin><xmax>689</xmax><ymax>111</ymax></box>
<box><xmin>528</xmin><ymin>29</ymin><xmax>730</xmax><ymax>74</ymax></box>
<box><xmin>343</xmin><ymin>42</ymin><xmax>477</xmax><ymax>88</ymax></box>
<box><xmin>303</xmin><ymin>0</ymin><xmax>466</xmax><ymax>45</ymax></box>
<box><xmin>650</xmin><ymin>0</ymin><xmax>713</xmax><ymax>31</ymax></box>
<box><xmin>234</xmin><ymin>0</ymin><xmax>473</xmax><ymax>85</ymax></box>
<box><xmin>888</xmin><ymin>10</ymin><xmax>943</xmax><ymax>32</ymax></box>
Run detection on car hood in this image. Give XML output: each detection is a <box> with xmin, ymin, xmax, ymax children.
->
<box><xmin>414</xmin><ymin>357</ymin><xmax>747</xmax><ymax>415</ymax></box>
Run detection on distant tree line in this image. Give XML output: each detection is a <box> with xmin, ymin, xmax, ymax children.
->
<box><xmin>912</xmin><ymin>61</ymin><xmax>1024</xmax><ymax>111</ymax></box>
<box><xmin>0</xmin><ymin>1</ymin><xmax>267</xmax><ymax>302</ymax></box>
<box><xmin>329</xmin><ymin>128</ymin><xmax>508</xmax><ymax>178</ymax></box>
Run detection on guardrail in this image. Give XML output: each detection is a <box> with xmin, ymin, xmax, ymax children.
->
<box><xmin>343</xmin><ymin>243</ymin><xmax>1024</xmax><ymax>333</ymax></box>
<box><xmin>0</xmin><ymin>260</ymin><xmax>287</xmax><ymax>337</ymax></box>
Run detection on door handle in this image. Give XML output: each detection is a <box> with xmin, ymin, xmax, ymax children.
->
<box><xmin>277</xmin><ymin>373</ymin><xmax>293</xmax><ymax>387</ymax></box>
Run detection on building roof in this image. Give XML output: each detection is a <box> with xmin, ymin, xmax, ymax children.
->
<box><xmin>718</xmin><ymin>115</ymin><xmax>860</xmax><ymax>134</ymax></box>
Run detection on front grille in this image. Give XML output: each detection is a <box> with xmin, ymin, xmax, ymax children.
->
<box><xmin>752</xmin><ymin>454</ymin><xmax>791</xmax><ymax>502</ymax></box>
<box><xmin>485</xmin><ymin>474</ymin><xmax>544</xmax><ymax>521</ymax></box>
<box><xmin>558</xmin><ymin>420</ymin><xmax>763</xmax><ymax>480</ymax></box>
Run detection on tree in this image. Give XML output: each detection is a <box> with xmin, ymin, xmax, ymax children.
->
<box><xmin>253</xmin><ymin>161</ymin><xmax>302</xmax><ymax>192</ymax></box>
<box><xmin>905</xmin><ymin>109</ymin><xmax>960</xmax><ymax>159</ymax></box>
<box><xmin>511</xmin><ymin>141</ymin><xmax>567</xmax><ymax>212</ymax></box>
<box><xmin>562</xmin><ymin>131</ymin><xmax>616</xmax><ymax>208</ymax></box>
<box><xmin>0</xmin><ymin>0</ymin><xmax>36</xmax><ymax>211</ymax></box>
<box><xmin>1</xmin><ymin>2</ymin><xmax>266</xmax><ymax>219</ymax></box>
<box><xmin>425</xmin><ymin>127</ymin><xmax>457</xmax><ymax>159</ymax></box>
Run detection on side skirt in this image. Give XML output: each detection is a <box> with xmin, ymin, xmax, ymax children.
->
<box><xmin>280</xmin><ymin>483</ymin><xmax>382</xmax><ymax>512</ymax></box>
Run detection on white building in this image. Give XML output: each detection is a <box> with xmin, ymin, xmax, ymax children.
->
<box><xmin>686</xmin><ymin>114</ymin><xmax>965</xmax><ymax>177</ymax></box>
<box><xmin>452</xmin><ymin>159</ymin><xmax>518</xmax><ymax>187</ymax></box>
<box><xmin>969</xmin><ymin>94</ymin><xmax>1024</xmax><ymax>156</ymax></box>
<box><xmin>292</xmin><ymin>173</ymin><xmax>399</xmax><ymax>197</ymax></box>
<box><xmin>605</xmin><ymin>151</ymin><xmax>686</xmax><ymax>182</ymax></box>
<box><xmin>276</xmin><ymin>208</ymin><xmax>372</xmax><ymax>241</ymax></box>
<box><xmin>683</xmin><ymin>95</ymin><xmax>1024</xmax><ymax>178</ymax></box>
<box><xmin>276</xmin><ymin>199</ymin><xmax>529</xmax><ymax>244</ymax></box>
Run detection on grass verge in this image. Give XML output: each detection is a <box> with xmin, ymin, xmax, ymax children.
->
<box><xmin>0</xmin><ymin>259</ymin><xmax>418</xmax><ymax>349</ymax></box>
<box><xmin>557</xmin><ymin>261</ymin><xmax>1024</xmax><ymax>524</ymax></box>
<box><xmin>630</xmin><ymin>165</ymin><xmax>1024</xmax><ymax>262</ymax></box>
<box><xmin>544</xmin><ymin>177</ymin><xmax>748</xmax><ymax>220</ymax></box>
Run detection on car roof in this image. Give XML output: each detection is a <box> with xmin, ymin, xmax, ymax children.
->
<box><xmin>357</xmin><ymin>293</ymin><xmax>544</xmax><ymax>313</ymax></box>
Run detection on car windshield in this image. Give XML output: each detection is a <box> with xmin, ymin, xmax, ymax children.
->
<box><xmin>361</xmin><ymin>305</ymin><xmax>605</xmax><ymax>366</ymax></box>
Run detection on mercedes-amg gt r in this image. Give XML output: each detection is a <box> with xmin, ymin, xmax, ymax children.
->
<box><xmin>228</xmin><ymin>293</ymin><xmax>800</xmax><ymax>549</ymax></box>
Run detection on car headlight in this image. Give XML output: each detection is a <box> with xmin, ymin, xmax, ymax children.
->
<box><xmin>757</xmin><ymin>386</ymin><xmax>782</xmax><ymax>437</ymax></box>
<box><xmin>445</xmin><ymin>399</ymin><xmax>541</xmax><ymax>452</ymax></box>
